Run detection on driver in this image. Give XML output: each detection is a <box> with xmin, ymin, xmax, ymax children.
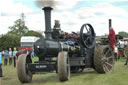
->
<box><xmin>108</xmin><ymin>27</ymin><xmax>116</xmax><ymax>51</ymax></box>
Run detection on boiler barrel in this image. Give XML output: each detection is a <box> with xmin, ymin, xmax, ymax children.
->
<box><xmin>34</xmin><ymin>39</ymin><xmax>77</xmax><ymax>58</ymax></box>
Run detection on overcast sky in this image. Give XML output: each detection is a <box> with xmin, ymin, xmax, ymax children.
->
<box><xmin>0</xmin><ymin>0</ymin><xmax>128</xmax><ymax>36</ymax></box>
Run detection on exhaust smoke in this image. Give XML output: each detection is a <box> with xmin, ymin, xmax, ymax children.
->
<box><xmin>35</xmin><ymin>0</ymin><xmax>56</xmax><ymax>8</ymax></box>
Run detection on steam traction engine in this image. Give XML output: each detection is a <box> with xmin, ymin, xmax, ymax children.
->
<box><xmin>17</xmin><ymin>7</ymin><xmax>114</xmax><ymax>83</ymax></box>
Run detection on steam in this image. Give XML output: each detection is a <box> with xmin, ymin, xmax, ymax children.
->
<box><xmin>35</xmin><ymin>0</ymin><xmax>57</xmax><ymax>8</ymax></box>
<box><xmin>35</xmin><ymin>0</ymin><xmax>82</xmax><ymax>10</ymax></box>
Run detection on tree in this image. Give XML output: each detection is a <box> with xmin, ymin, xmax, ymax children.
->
<box><xmin>0</xmin><ymin>18</ymin><xmax>44</xmax><ymax>51</ymax></box>
<box><xmin>0</xmin><ymin>34</ymin><xmax>20</xmax><ymax>51</ymax></box>
<box><xmin>118</xmin><ymin>31</ymin><xmax>128</xmax><ymax>38</ymax></box>
<box><xmin>8</xmin><ymin>19</ymin><xmax>29</xmax><ymax>36</ymax></box>
<box><xmin>24</xmin><ymin>30</ymin><xmax>43</xmax><ymax>38</ymax></box>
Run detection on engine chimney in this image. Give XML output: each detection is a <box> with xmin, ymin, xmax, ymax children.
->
<box><xmin>109</xmin><ymin>19</ymin><xmax>112</xmax><ymax>29</ymax></box>
<box><xmin>43</xmin><ymin>7</ymin><xmax>53</xmax><ymax>39</ymax></box>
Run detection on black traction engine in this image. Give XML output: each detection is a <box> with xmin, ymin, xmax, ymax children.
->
<box><xmin>17</xmin><ymin>7</ymin><xmax>114</xmax><ymax>83</ymax></box>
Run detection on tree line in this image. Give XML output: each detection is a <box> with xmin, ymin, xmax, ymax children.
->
<box><xmin>0</xmin><ymin>19</ymin><xmax>43</xmax><ymax>51</ymax></box>
<box><xmin>118</xmin><ymin>31</ymin><xmax>128</xmax><ymax>38</ymax></box>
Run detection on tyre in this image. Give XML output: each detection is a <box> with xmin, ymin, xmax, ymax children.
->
<box><xmin>58</xmin><ymin>51</ymin><xmax>70</xmax><ymax>81</ymax></box>
<box><xmin>17</xmin><ymin>54</ymin><xmax>32</xmax><ymax>83</ymax></box>
<box><xmin>94</xmin><ymin>45</ymin><xmax>114</xmax><ymax>73</ymax></box>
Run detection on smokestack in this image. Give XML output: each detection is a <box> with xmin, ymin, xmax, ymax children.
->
<box><xmin>43</xmin><ymin>7</ymin><xmax>53</xmax><ymax>39</ymax></box>
<box><xmin>109</xmin><ymin>19</ymin><xmax>112</xmax><ymax>29</ymax></box>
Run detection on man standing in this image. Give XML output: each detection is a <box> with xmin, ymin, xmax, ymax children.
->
<box><xmin>16</xmin><ymin>49</ymin><xmax>22</xmax><ymax>59</ymax></box>
<box><xmin>108</xmin><ymin>27</ymin><xmax>116</xmax><ymax>51</ymax></box>
<box><xmin>0</xmin><ymin>50</ymin><xmax>3</xmax><ymax>77</ymax></box>
<box><xmin>9</xmin><ymin>48</ymin><xmax>12</xmax><ymax>65</ymax></box>
<box><xmin>4</xmin><ymin>50</ymin><xmax>9</xmax><ymax>65</ymax></box>
<box><xmin>13</xmin><ymin>48</ymin><xmax>17</xmax><ymax>67</ymax></box>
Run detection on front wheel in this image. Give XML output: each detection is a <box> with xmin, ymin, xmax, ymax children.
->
<box><xmin>58</xmin><ymin>51</ymin><xmax>70</xmax><ymax>81</ymax></box>
<box><xmin>17</xmin><ymin>54</ymin><xmax>32</xmax><ymax>83</ymax></box>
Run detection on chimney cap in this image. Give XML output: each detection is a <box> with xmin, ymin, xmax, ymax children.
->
<box><xmin>42</xmin><ymin>7</ymin><xmax>53</xmax><ymax>10</ymax></box>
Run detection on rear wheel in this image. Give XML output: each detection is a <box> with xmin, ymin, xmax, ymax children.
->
<box><xmin>17</xmin><ymin>54</ymin><xmax>32</xmax><ymax>83</ymax></box>
<box><xmin>94</xmin><ymin>45</ymin><xmax>114</xmax><ymax>73</ymax></box>
<box><xmin>58</xmin><ymin>51</ymin><xmax>70</xmax><ymax>81</ymax></box>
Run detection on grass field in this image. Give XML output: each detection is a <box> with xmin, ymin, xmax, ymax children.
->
<box><xmin>1</xmin><ymin>57</ymin><xmax>128</xmax><ymax>85</ymax></box>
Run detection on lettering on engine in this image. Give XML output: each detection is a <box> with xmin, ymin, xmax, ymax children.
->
<box><xmin>36</xmin><ymin>65</ymin><xmax>47</xmax><ymax>68</ymax></box>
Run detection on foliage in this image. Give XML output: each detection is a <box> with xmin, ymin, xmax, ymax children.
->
<box><xmin>118</xmin><ymin>31</ymin><xmax>128</xmax><ymax>38</ymax></box>
<box><xmin>8</xmin><ymin>19</ymin><xmax>29</xmax><ymax>36</ymax></box>
<box><xmin>0</xmin><ymin>34</ymin><xmax>20</xmax><ymax>51</ymax></box>
<box><xmin>0</xmin><ymin>18</ymin><xmax>44</xmax><ymax>51</ymax></box>
<box><xmin>24</xmin><ymin>30</ymin><xmax>43</xmax><ymax>38</ymax></box>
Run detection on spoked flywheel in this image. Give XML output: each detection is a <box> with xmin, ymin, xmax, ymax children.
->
<box><xmin>94</xmin><ymin>45</ymin><xmax>114</xmax><ymax>73</ymax></box>
<box><xmin>80</xmin><ymin>23</ymin><xmax>96</xmax><ymax>48</ymax></box>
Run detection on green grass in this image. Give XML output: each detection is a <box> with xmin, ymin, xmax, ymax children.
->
<box><xmin>1</xmin><ymin>57</ymin><xmax>128</xmax><ymax>85</ymax></box>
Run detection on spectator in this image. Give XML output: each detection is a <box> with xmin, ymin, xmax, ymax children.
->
<box><xmin>0</xmin><ymin>50</ymin><xmax>3</xmax><ymax>77</ymax></box>
<box><xmin>29</xmin><ymin>48</ymin><xmax>35</xmax><ymax>58</ymax></box>
<box><xmin>114</xmin><ymin>46</ymin><xmax>118</xmax><ymax>61</ymax></box>
<box><xmin>13</xmin><ymin>47</ymin><xmax>17</xmax><ymax>67</ymax></box>
<box><xmin>16</xmin><ymin>49</ymin><xmax>22</xmax><ymax>60</ymax></box>
<box><xmin>9</xmin><ymin>48</ymin><xmax>12</xmax><ymax>65</ymax></box>
<box><xmin>4</xmin><ymin>50</ymin><xmax>9</xmax><ymax>65</ymax></box>
<box><xmin>23</xmin><ymin>49</ymin><xmax>29</xmax><ymax>54</ymax></box>
<box><xmin>31</xmin><ymin>51</ymin><xmax>35</xmax><ymax>58</ymax></box>
<box><xmin>124</xmin><ymin>45</ymin><xmax>128</xmax><ymax>65</ymax></box>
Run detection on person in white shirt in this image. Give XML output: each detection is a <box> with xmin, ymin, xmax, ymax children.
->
<box><xmin>114</xmin><ymin>46</ymin><xmax>118</xmax><ymax>61</ymax></box>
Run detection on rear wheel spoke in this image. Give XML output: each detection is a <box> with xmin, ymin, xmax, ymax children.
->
<box><xmin>105</xmin><ymin>62</ymin><xmax>113</xmax><ymax>67</ymax></box>
<box><xmin>103</xmin><ymin>64</ymin><xmax>109</xmax><ymax>72</ymax></box>
<box><xmin>103</xmin><ymin>50</ymin><xmax>110</xmax><ymax>57</ymax></box>
<box><xmin>107</xmin><ymin>56</ymin><xmax>113</xmax><ymax>60</ymax></box>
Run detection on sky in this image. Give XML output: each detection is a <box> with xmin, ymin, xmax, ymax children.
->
<box><xmin>0</xmin><ymin>0</ymin><xmax>128</xmax><ymax>36</ymax></box>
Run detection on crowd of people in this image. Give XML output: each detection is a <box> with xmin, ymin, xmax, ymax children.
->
<box><xmin>0</xmin><ymin>47</ymin><xmax>23</xmax><ymax>77</ymax></box>
<box><xmin>0</xmin><ymin>47</ymin><xmax>34</xmax><ymax>77</ymax></box>
<box><xmin>3</xmin><ymin>47</ymin><xmax>18</xmax><ymax>67</ymax></box>
<box><xmin>116</xmin><ymin>44</ymin><xmax>128</xmax><ymax>65</ymax></box>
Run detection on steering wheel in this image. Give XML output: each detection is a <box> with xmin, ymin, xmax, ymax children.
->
<box><xmin>80</xmin><ymin>23</ymin><xmax>96</xmax><ymax>48</ymax></box>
